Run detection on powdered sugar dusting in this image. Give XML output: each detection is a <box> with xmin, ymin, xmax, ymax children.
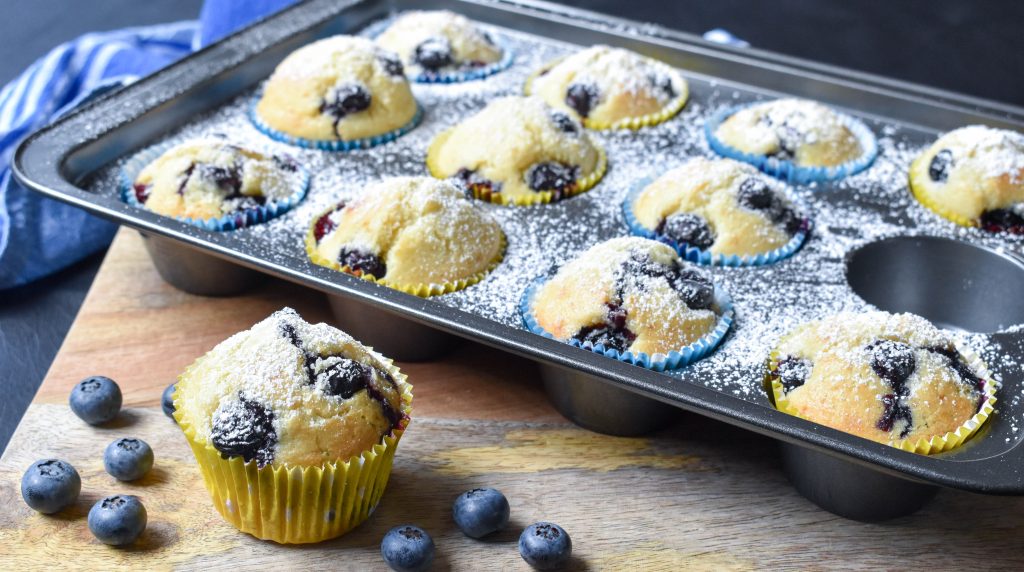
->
<box><xmin>83</xmin><ymin>14</ymin><xmax>1024</xmax><ymax>441</ymax></box>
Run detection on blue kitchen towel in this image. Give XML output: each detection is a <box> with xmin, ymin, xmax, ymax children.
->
<box><xmin>0</xmin><ymin>0</ymin><xmax>296</xmax><ymax>290</ymax></box>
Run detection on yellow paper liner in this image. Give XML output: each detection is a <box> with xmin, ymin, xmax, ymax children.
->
<box><xmin>173</xmin><ymin>353</ymin><xmax>414</xmax><ymax>544</ymax></box>
<box><xmin>304</xmin><ymin>202</ymin><xmax>507</xmax><ymax>297</ymax></box>
<box><xmin>908</xmin><ymin>160</ymin><xmax>978</xmax><ymax>228</ymax></box>
<box><xmin>765</xmin><ymin>343</ymin><xmax>997</xmax><ymax>455</ymax></box>
<box><xmin>425</xmin><ymin>129</ymin><xmax>607</xmax><ymax>207</ymax></box>
<box><xmin>523</xmin><ymin>57</ymin><xmax>689</xmax><ymax>131</ymax></box>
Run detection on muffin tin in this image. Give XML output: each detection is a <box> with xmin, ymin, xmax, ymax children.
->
<box><xmin>14</xmin><ymin>0</ymin><xmax>1024</xmax><ymax>521</ymax></box>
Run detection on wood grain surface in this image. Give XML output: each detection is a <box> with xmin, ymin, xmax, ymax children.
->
<box><xmin>2</xmin><ymin>230</ymin><xmax>1024</xmax><ymax>570</ymax></box>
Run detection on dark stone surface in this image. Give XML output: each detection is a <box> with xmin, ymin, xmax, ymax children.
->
<box><xmin>1</xmin><ymin>0</ymin><xmax>1022</xmax><ymax>453</ymax></box>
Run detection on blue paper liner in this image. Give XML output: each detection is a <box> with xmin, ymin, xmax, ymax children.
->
<box><xmin>119</xmin><ymin>140</ymin><xmax>309</xmax><ymax>232</ymax></box>
<box><xmin>704</xmin><ymin>103</ymin><xmax>878</xmax><ymax>185</ymax></box>
<box><xmin>621</xmin><ymin>176</ymin><xmax>810</xmax><ymax>267</ymax></box>
<box><xmin>520</xmin><ymin>276</ymin><xmax>734</xmax><ymax>372</ymax></box>
<box><xmin>249</xmin><ymin>101</ymin><xmax>423</xmax><ymax>151</ymax></box>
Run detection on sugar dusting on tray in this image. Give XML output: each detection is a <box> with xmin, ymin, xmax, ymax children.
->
<box><xmin>84</xmin><ymin>16</ymin><xmax>1023</xmax><ymax>433</ymax></box>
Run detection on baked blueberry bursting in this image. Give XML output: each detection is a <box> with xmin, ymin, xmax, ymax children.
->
<box><xmin>133</xmin><ymin>183</ymin><xmax>151</xmax><ymax>204</ymax></box>
<box><xmin>320</xmin><ymin>84</ymin><xmax>372</xmax><ymax>137</ymax></box>
<box><xmin>775</xmin><ymin>356</ymin><xmax>811</xmax><ymax>392</ymax></box>
<box><xmin>210</xmin><ymin>394</ymin><xmax>278</xmax><ymax>467</ymax></box>
<box><xmin>866</xmin><ymin>340</ymin><xmax>916</xmax><ymax>436</ymax></box>
<box><xmin>313</xmin><ymin>210</ymin><xmax>340</xmax><ymax>243</ymax></box>
<box><xmin>647</xmin><ymin>71</ymin><xmax>676</xmax><ymax>99</ymax></box>
<box><xmin>550</xmin><ymin>111</ymin><xmax>580</xmax><ymax>134</ymax></box>
<box><xmin>565</xmin><ymin>82</ymin><xmax>599</xmax><ymax>118</ymax></box>
<box><xmin>377</xmin><ymin>54</ymin><xmax>405</xmax><ymax>77</ymax></box>
<box><xmin>525</xmin><ymin>162</ymin><xmax>578</xmax><ymax>196</ymax></box>
<box><xmin>339</xmin><ymin>247</ymin><xmax>387</xmax><ymax>278</ymax></box>
<box><xmin>414</xmin><ymin>36</ymin><xmax>453</xmax><ymax>71</ymax></box>
<box><xmin>572</xmin><ymin>302</ymin><xmax>635</xmax><ymax>351</ymax></box>
<box><xmin>455</xmin><ymin>168</ymin><xmax>501</xmax><ymax>197</ymax></box>
<box><xmin>928</xmin><ymin>149</ymin><xmax>954</xmax><ymax>183</ymax></box>
<box><xmin>657</xmin><ymin>212</ymin><xmax>715</xmax><ymax>250</ymax></box>
<box><xmin>736</xmin><ymin>178</ymin><xmax>804</xmax><ymax>235</ymax></box>
<box><xmin>758</xmin><ymin>115</ymin><xmax>800</xmax><ymax>160</ymax></box>
<box><xmin>925</xmin><ymin>346</ymin><xmax>987</xmax><ymax>401</ymax></box>
<box><xmin>318</xmin><ymin>359</ymin><xmax>375</xmax><ymax>399</ymax></box>
<box><xmin>272</xmin><ymin>154</ymin><xmax>299</xmax><ymax>172</ymax></box>
<box><xmin>980</xmin><ymin>208</ymin><xmax>1024</xmax><ymax>234</ymax></box>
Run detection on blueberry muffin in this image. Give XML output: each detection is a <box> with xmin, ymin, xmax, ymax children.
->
<box><xmin>427</xmin><ymin>96</ymin><xmax>606</xmax><ymax>205</ymax></box>
<box><xmin>631</xmin><ymin>158</ymin><xmax>806</xmax><ymax>258</ymax></box>
<box><xmin>768</xmin><ymin>311</ymin><xmax>993</xmax><ymax>450</ymax></box>
<box><xmin>530</xmin><ymin>237</ymin><xmax>722</xmax><ymax>356</ymax></box>
<box><xmin>714</xmin><ymin>98</ymin><xmax>864</xmax><ymax>167</ymax></box>
<box><xmin>909</xmin><ymin>125</ymin><xmax>1024</xmax><ymax>232</ymax></box>
<box><xmin>307</xmin><ymin>177</ymin><xmax>504</xmax><ymax>291</ymax></box>
<box><xmin>254</xmin><ymin>35</ymin><xmax>417</xmax><ymax>142</ymax></box>
<box><xmin>527</xmin><ymin>45</ymin><xmax>688</xmax><ymax>129</ymax></box>
<box><xmin>130</xmin><ymin>139</ymin><xmax>303</xmax><ymax>221</ymax></box>
<box><xmin>174</xmin><ymin>308</ymin><xmax>413</xmax><ymax>543</ymax></box>
<box><xmin>375</xmin><ymin>10</ymin><xmax>503</xmax><ymax>78</ymax></box>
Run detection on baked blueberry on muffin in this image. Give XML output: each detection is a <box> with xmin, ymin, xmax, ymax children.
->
<box><xmin>630</xmin><ymin>157</ymin><xmax>807</xmax><ymax>260</ymax></box>
<box><xmin>527</xmin><ymin>45</ymin><xmax>688</xmax><ymax>129</ymax></box>
<box><xmin>427</xmin><ymin>96</ymin><xmax>606</xmax><ymax>205</ymax></box>
<box><xmin>307</xmin><ymin>177</ymin><xmax>504</xmax><ymax>292</ymax></box>
<box><xmin>130</xmin><ymin>138</ymin><xmax>304</xmax><ymax>222</ymax></box>
<box><xmin>375</xmin><ymin>10</ymin><xmax>504</xmax><ymax>79</ymax></box>
<box><xmin>529</xmin><ymin>237</ymin><xmax>725</xmax><ymax>357</ymax></box>
<box><xmin>174</xmin><ymin>308</ymin><xmax>413</xmax><ymax>543</ymax></box>
<box><xmin>909</xmin><ymin>125</ymin><xmax>1024</xmax><ymax>232</ymax></box>
<box><xmin>768</xmin><ymin>311</ymin><xmax>994</xmax><ymax>451</ymax></box>
<box><xmin>254</xmin><ymin>35</ymin><xmax>418</xmax><ymax>144</ymax></box>
<box><xmin>713</xmin><ymin>98</ymin><xmax>865</xmax><ymax>168</ymax></box>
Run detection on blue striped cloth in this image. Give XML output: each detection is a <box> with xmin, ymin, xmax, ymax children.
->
<box><xmin>0</xmin><ymin>0</ymin><xmax>294</xmax><ymax>290</ymax></box>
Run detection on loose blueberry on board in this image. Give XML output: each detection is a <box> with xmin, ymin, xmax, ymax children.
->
<box><xmin>452</xmin><ymin>487</ymin><xmax>511</xmax><ymax>539</ymax></box>
<box><xmin>381</xmin><ymin>525</ymin><xmax>435</xmax><ymax>572</ymax></box>
<box><xmin>519</xmin><ymin>522</ymin><xmax>572</xmax><ymax>570</ymax></box>
<box><xmin>161</xmin><ymin>383</ymin><xmax>177</xmax><ymax>421</ymax></box>
<box><xmin>210</xmin><ymin>395</ymin><xmax>278</xmax><ymax>467</ymax></box>
<box><xmin>104</xmin><ymin>438</ymin><xmax>155</xmax><ymax>482</ymax></box>
<box><xmin>928</xmin><ymin>149</ymin><xmax>954</xmax><ymax>183</ymax></box>
<box><xmin>88</xmin><ymin>495</ymin><xmax>147</xmax><ymax>546</ymax></box>
<box><xmin>21</xmin><ymin>459</ymin><xmax>81</xmax><ymax>514</ymax></box>
<box><xmin>69</xmin><ymin>376</ymin><xmax>122</xmax><ymax>425</ymax></box>
<box><xmin>658</xmin><ymin>213</ymin><xmax>715</xmax><ymax>250</ymax></box>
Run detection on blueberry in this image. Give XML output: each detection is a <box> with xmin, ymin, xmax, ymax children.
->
<box><xmin>104</xmin><ymin>438</ymin><xmax>154</xmax><ymax>482</ymax></box>
<box><xmin>378</xmin><ymin>54</ymin><xmax>405</xmax><ymax>77</ymax></box>
<box><xmin>414</xmin><ymin>36</ymin><xmax>453</xmax><ymax>71</ymax></box>
<box><xmin>381</xmin><ymin>525</ymin><xmax>435</xmax><ymax>572</ymax></box>
<box><xmin>339</xmin><ymin>247</ymin><xmax>387</xmax><ymax>278</ymax></box>
<box><xmin>658</xmin><ymin>213</ymin><xmax>715</xmax><ymax>250</ymax></box>
<box><xmin>69</xmin><ymin>376</ymin><xmax>122</xmax><ymax>425</ymax></box>
<box><xmin>980</xmin><ymin>208</ymin><xmax>1024</xmax><ymax>234</ymax></box>
<box><xmin>775</xmin><ymin>356</ymin><xmax>812</xmax><ymax>392</ymax></box>
<box><xmin>161</xmin><ymin>383</ymin><xmax>177</xmax><ymax>421</ymax></box>
<box><xmin>737</xmin><ymin>178</ymin><xmax>775</xmax><ymax>211</ymax></box>
<box><xmin>648</xmin><ymin>71</ymin><xmax>677</xmax><ymax>99</ymax></box>
<box><xmin>88</xmin><ymin>495</ymin><xmax>147</xmax><ymax>546</ymax></box>
<box><xmin>210</xmin><ymin>395</ymin><xmax>277</xmax><ymax>467</ymax></box>
<box><xmin>317</xmin><ymin>358</ymin><xmax>373</xmax><ymax>399</ymax></box>
<box><xmin>21</xmin><ymin>459</ymin><xmax>81</xmax><ymax>514</ymax></box>
<box><xmin>866</xmin><ymin>340</ymin><xmax>916</xmax><ymax>393</ymax></box>
<box><xmin>320</xmin><ymin>84</ymin><xmax>371</xmax><ymax>137</ymax></box>
<box><xmin>519</xmin><ymin>522</ymin><xmax>572</xmax><ymax>570</ymax></box>
<box><xmin>876</xmin><ymin>393</ymin><xmax>913</xmax><ymax>436</ymax></box>
<box><xmin>453</xmin><ymin>487</ymin><xmax>511</xmax><ymax>539</ymax></box>
<box><xmin>525</xmin><ymin>162</ymin><xmax>577</xmax><ymax>193</ymax></box>
<box><xmin>550</xmin><ymin>111</ymin><xmax>579</xmax><ymax>134</ymax></box>
<box><xmin>573</xmin><ymin>303</ymin><xmax>635</xmax><ymax>351</ymax></box>
<box><xmin>928</xmin><ymin>149</ymin><xmax>954</xmax><ymax>183</ymax></box>
<box><xmin>565</xmin><ymin>83</ymin><xmax>599</xmax><ymax>118</ymax></box>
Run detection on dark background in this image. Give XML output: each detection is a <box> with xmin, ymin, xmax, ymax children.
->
<box><xmin>1</xmin><ymin>0</ymin><xmax>1021</xmax><ymax>450</ymax></box>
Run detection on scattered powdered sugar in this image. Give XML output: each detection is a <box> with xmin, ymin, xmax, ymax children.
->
<box><xmin>83</xmin><ymin>15</ymin><xmax>1024</xmax><ymax>438</ymax></box>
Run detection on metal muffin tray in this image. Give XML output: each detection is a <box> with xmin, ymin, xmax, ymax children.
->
<box><xmin>14</xmin><ymin>0</ymin><xmax>1024</xmax><ymax>521</ymax></box>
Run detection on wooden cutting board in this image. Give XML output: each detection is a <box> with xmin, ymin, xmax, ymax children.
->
<box><xmin>2</xmin><ymin>229</ymin><xmax>1023</xmax><ymax>570</ymax></box>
